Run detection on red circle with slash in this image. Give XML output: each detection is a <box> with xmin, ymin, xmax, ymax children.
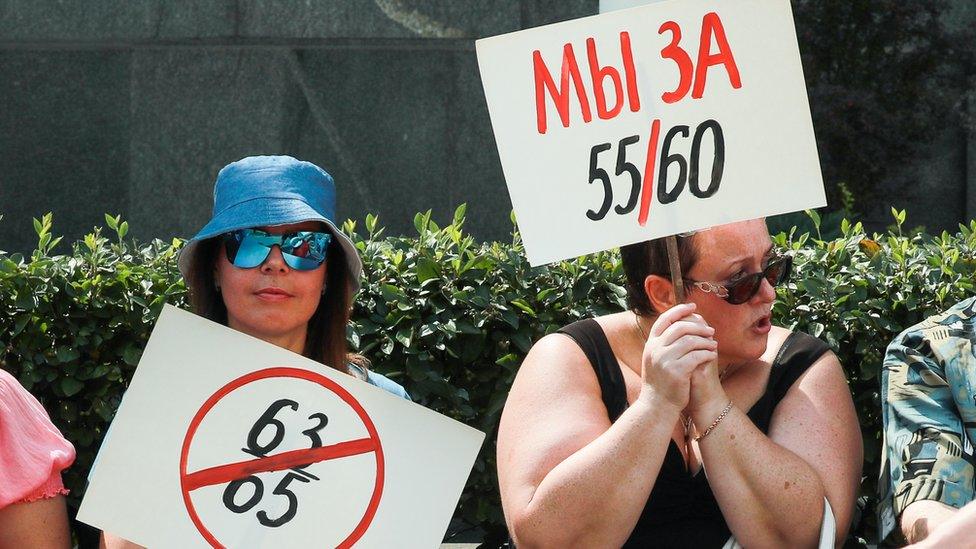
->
<box><xmin>179</xmin><ymin>367</ymin><xmax>384</xmax><ymax>548</ymax></box>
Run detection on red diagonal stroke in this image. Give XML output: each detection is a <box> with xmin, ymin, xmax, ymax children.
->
<box><xmin>183</xmin><ymin>438</ymin><xmax>377</xmax><ymax>492</ymax></box>
<box><xmin>637</xmin><ymin>118</ymin><xmax>662</xmax><ymax>226</ymax></box>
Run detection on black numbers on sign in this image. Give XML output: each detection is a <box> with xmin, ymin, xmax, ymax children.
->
<box><xmin>587</xmin><ymin>143</ymin><xmax>613</xmax><ymax>220</ymax></box>
<box><xmin>657</xmin><ymin>125</ymin><xmax>690</xmax><ymax>204</ymax></box>
<box><xmin>586</xmin><ymin>119</ymin><xmax>725</xmax><ymax>220</ymax></box>
<box><xmin>246</xmin><ymin>399</ymin><xmax>298</xmax><ymax>455</ymax></box>
<box><xmin>689</xmin><ymin>119</ymin><xmax>724</xmax><ymax>199</ymax></box>
<box><xmin>256</xmin><ymin>472</ymin><xmax>311</xmax><ymax>527</ymax></box>
<box><xmin>221</xmin><ymin>399</ymin><xmax>329</xmax><ymax>527</ymax></box>
<box><xmin>302</xmin><ymin>413</ymin><xmax>329</xmax><ymax>448</ymax></box>
<box><xmin>614</xmin><ymin>135</ymin><xmax>642</xmax><ymax>215</ymax></box>
<box><xmin>223</xmin><ymin>475</ymin><xmax>264</xmax><ymax>514</ymax></box>
<box><xmin>587</xmin><ymin>136</ymin><xmax>644</xmax><ymax>221</ymax></box>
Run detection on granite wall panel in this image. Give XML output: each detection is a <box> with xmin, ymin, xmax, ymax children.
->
<box><xmin>127</xmin><ymin>49</ymin><xmax>294</xmax><ymax>243</ymax></box>
<box><xmin>0</xmin><ymin>50</ymin><xmax>130</xmax><ymax>252</ymax></box>
<box><xmin>0</xmin><ymin>0</ymin><xmax>971</xmax><ymax>253</ymax></box>
<box><xmin>291</xmin><ymin>46</ymin><xmax>461</xmax><ymax>234</ymax></box>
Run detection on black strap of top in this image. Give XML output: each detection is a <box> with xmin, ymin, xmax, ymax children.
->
<box><xmin>770</xmin><ymin>331</ymin><xmax>831</xmax><ymax>400</ymax></box>
<box><xmin>747</xmin><ymin>331</ymin><xmax>831</xmax><ymax>432</ymax></box>
<box><xmin>556</xmin><ymin>319</ymin><xmax>629</xmax><ymax>422</ymax></box>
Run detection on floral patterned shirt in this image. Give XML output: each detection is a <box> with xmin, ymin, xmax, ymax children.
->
<box><xmin>880</xmin><ymin>297</ymin><xmax>976</xmax><ymax>540</ymax></box>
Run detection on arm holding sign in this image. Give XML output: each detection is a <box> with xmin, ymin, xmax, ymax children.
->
<box><xmin>97</xmin><ymin>156</ymin><xmax>409</xmax><ymax>546</ymax></box>
<box><xmin>687</xmin><ymin>346</ymin><xmax>861</xmax><ymax>547</ymax></box>
<box><xmin>498</xmin><ymin>221</ymin><xmax>861</xmax><ymax>546</ymax></box>
<box><xmin>498</xmin><ymin>303</ymin><xmax>715</xmax><ymax>547</ymax></box>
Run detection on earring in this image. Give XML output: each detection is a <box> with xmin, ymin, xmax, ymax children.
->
<box><xmin>321</xmin><ymin>282</ymin><xmax>327</xmax><ymax>295</ymax></box>
<box><xmin>214</xmin><ymin>280</ymin><xmax>221</xmax><ymax>292</ymax></box>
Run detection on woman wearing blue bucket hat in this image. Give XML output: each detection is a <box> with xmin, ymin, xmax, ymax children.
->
<box><xmin>177</xmin><ymin>155</ymin><xmax>408</xmax><ymax>395</ymax></box>
<box><xmin>102</xmin><ymin>156</ymin><xmax>408</xmax><ymax>547</ymax></box>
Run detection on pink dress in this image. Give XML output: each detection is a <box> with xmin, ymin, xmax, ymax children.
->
<box><xmin>0</xmin><ymin>369</ymin><xmax>76</xmax><ymax>508</ymax></box>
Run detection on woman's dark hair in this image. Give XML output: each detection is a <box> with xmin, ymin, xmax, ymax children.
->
<box><xmin>185</xmin><ymin>233</ymin><xmax>365</xmax><ymax>374</ymax></box>
<box><xmin>619</xmin><ymin>234</ymin><xmax>698</xmax><ymax>316</ymax></box>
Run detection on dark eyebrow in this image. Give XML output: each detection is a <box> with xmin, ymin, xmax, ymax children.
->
<box><xmin>723</xmin><ymin>244</ymin><xmax>776</xmax><ymax>277</ymax></box>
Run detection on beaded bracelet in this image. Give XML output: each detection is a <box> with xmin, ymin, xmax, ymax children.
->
<box><xmin>694</xmin><ymin>400</ymin><xmax>734</xmax><ymax>441</ymax></box>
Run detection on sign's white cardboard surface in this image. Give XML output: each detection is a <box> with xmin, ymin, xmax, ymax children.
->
<box><xmin>78</xmin><ymin>305</ymin><xmax>485</xmax><ymax>548</ymax></box>
<box><xmin>477</xmin><ymin>0</ymin><xmax>825</xmax><ymax>265</ymax></box>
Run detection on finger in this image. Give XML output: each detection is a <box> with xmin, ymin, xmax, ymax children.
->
<box><xmin>662</xmin><ymin>335</ymin><xmax>719</xmax><ymax>358</ymax></box>
<box><xmin>657</xmin><ymin>320</ymin><xmax>716</xmax><ymax>347</ymax></box>
<box><xmin>653</xmin><ymin>339</ymin><xmax>717</xmax><ymax>374</ymax></box>
<box><xmin>668</xmin><ymin>349</ymin><xmax>719</xmax><ymax>376</ymax></box>
<box><xmin>689</xmin><ymin>359</ymin><xmax>720</xmax><ymax>379</ymax></box>
<box><xmin>685</xmin><ymin>313</ymin><xmax>711</xmax><ymax>328</ymax></box>
<box><xmin>649</xmin><ymin>303</ymin><xmax>697</xmax><ymax>337</ymax></box>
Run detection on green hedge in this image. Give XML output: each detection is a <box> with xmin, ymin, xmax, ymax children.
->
<box><xmin>3</xmin><ymin>208</ymin><xmax>975</xmax><ymax>546</ymax></box>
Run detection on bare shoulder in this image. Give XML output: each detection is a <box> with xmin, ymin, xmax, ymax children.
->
<box><xmin>505</xmin><ymin>323</ymin><xmax>609</xmax><ymax>419</ymax></box>
<box><xmin>498</xmin><ymin>320</ymin><xmax>616</xmax><ymax>501</ymax></box>
<box><xmin>768</xmin><ymin>326</ymin><xmax>856</xmax><ymax>433</ymax></box>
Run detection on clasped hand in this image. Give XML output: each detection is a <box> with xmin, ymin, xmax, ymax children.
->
<box><xmin>637</xmin><ymin>303</ymin><xmax>728</xmax><ymax>416</ymax></box>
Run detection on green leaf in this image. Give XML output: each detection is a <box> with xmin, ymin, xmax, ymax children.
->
<box><xmin>395</xmin><ymin>327</ymin><xmax>413</xmax><ymax>348</ymax></box>
<box><xmin>56</xmin><ymin>347</ymin><xmax>81</xmax><ymax>363</ymax></box>
<box><xmin>806</xmin><ymin>208</ymin><xmax>821</xmax><ymax>229</ymax></box>
<box><xmin>510</xmin><ymin>299</ymin><xmax>536</xmax><ymax>317</ymax></box>
<box><xmin>122</xmin><ymin>345</ymin><xmax>143</xmax><ymax>366</ymax></box>
<box><xmin>499</xmin><ymin>307</ymin><xmax>519</xmax><ymax>329</ymax></box>
<box><xmin>413</xmin><ymin>210</ymin><xmax>432</xmax><ymax>234</ymax></box>
<box><xmin>415</xmin><ymin>258</ymin><xmax>440</xmax><ymax>283</ymax></box>
<box><xmin>453</xmin><ymin>203</ymin><xmax>467</xmax><ymax>226</ymax></box>
<box><xmin>61</xmin><ymin>377</ymin><xmax>84</xmax><ymax>397</ymax></box>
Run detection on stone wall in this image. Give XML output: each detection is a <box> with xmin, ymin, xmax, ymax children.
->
<box><xmin>0</xmin><ymin>0</ymin><xmax>596</xmax><ymax>254</ymax></box>
<box><xmin>0</xmin><ymin>0</ymin><xmax>972</xmax><ymax>254</ymax></box>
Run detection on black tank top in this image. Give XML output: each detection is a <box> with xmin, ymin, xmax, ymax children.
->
<box><xmin>556</xmin><ymin>319</ymin><xmax>830</xmax><ymax>548</ymax></box>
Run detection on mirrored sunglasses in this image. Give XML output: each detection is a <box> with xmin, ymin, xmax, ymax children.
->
<box><xmin>686</xmin><ymin>254</ymin><xmax>792</xmax><ymax>305</ymax></box>
<box><xmin>222</xmin><ymin>228</ymin><xmax>331</xmax><ymax>271</ymax></box>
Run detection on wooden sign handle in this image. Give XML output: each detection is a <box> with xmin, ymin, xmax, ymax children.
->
<box><xmin>665</xmin><ymin>235</ymin><xmax>685</xmax><ymax>303</ymax></box>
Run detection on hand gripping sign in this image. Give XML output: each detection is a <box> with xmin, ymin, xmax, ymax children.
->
<box><xmin>476</xmin><ymin>0</ymin><xmax>826</xmax><ymax>266</ymax></box>
<box><xmin>78</xmin><ymin>305</ymin><xmax>485</xmax><ymax>548</ymax></box>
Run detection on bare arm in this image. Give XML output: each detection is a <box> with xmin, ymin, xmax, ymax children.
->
<box><xmin>0</xmin><ymin>496</ymin><xmax>71</xmax><ymax>549</ymax></box>
<box><xmin>903</xmin><ymin>499</ymin><xmax>976</xmax><ymax>547</ymax></box>
<box><xmin>690</xmin><ymin>351</ymin><xmax>862</xmax><ymax>547</ymax></box>
<box><xmin>498</xmin><ymin>304</ymin><xmax>716</xmax><ymax>548</ymax></box>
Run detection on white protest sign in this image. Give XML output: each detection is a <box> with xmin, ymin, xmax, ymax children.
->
<box><xmin>78</xmin><ymin>304</ymin><xmax>485</xmax><ymax>548</ymax></box>
<box><xmin>477</xmin><ymin>0</ymin><xmax>825</xmax><ymax>266</ymax></box>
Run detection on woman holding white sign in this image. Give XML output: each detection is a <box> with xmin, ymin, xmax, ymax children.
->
<box><xmin>176</xmin><ymin>155</ymin><xmax>407</xmax><ymax>397</ymax></box>
<box><xmin>102</xmin><ymin>155</ymin><xmax>408</xmax><ymax>548</ymax></box>
<box><xmin>497</xmin><ymin>219</ymin><xmax>862</xmax><ymax>548</ymax></box>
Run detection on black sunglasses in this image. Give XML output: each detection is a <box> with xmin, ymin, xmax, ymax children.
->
<box><xmin>684</xmin><ymin>254</ymin><xmax>792</xmax><ymax>305</ymax></box>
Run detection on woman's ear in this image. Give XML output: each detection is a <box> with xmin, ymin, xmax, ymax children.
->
<box><xmin>643</xmin><ymin>274</ymin><xmax>676</xmax><ymax>312</ymax></box>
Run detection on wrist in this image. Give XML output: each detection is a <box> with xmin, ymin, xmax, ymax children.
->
<box><xmin>634</xmin><ymin>390</ymin><xmax>683</xmax><ymax>423</ymax></box>
<box><xmin>689</xmin><ymin>391</ymin><xmax>729</xmax><ymax>424</ymax></box>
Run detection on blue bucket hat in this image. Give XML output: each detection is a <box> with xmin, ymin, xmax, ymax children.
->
<box><xmin>177</xmin><ymin>155</ymin><xmax>362</xmax><ymax>298</ymax></box>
